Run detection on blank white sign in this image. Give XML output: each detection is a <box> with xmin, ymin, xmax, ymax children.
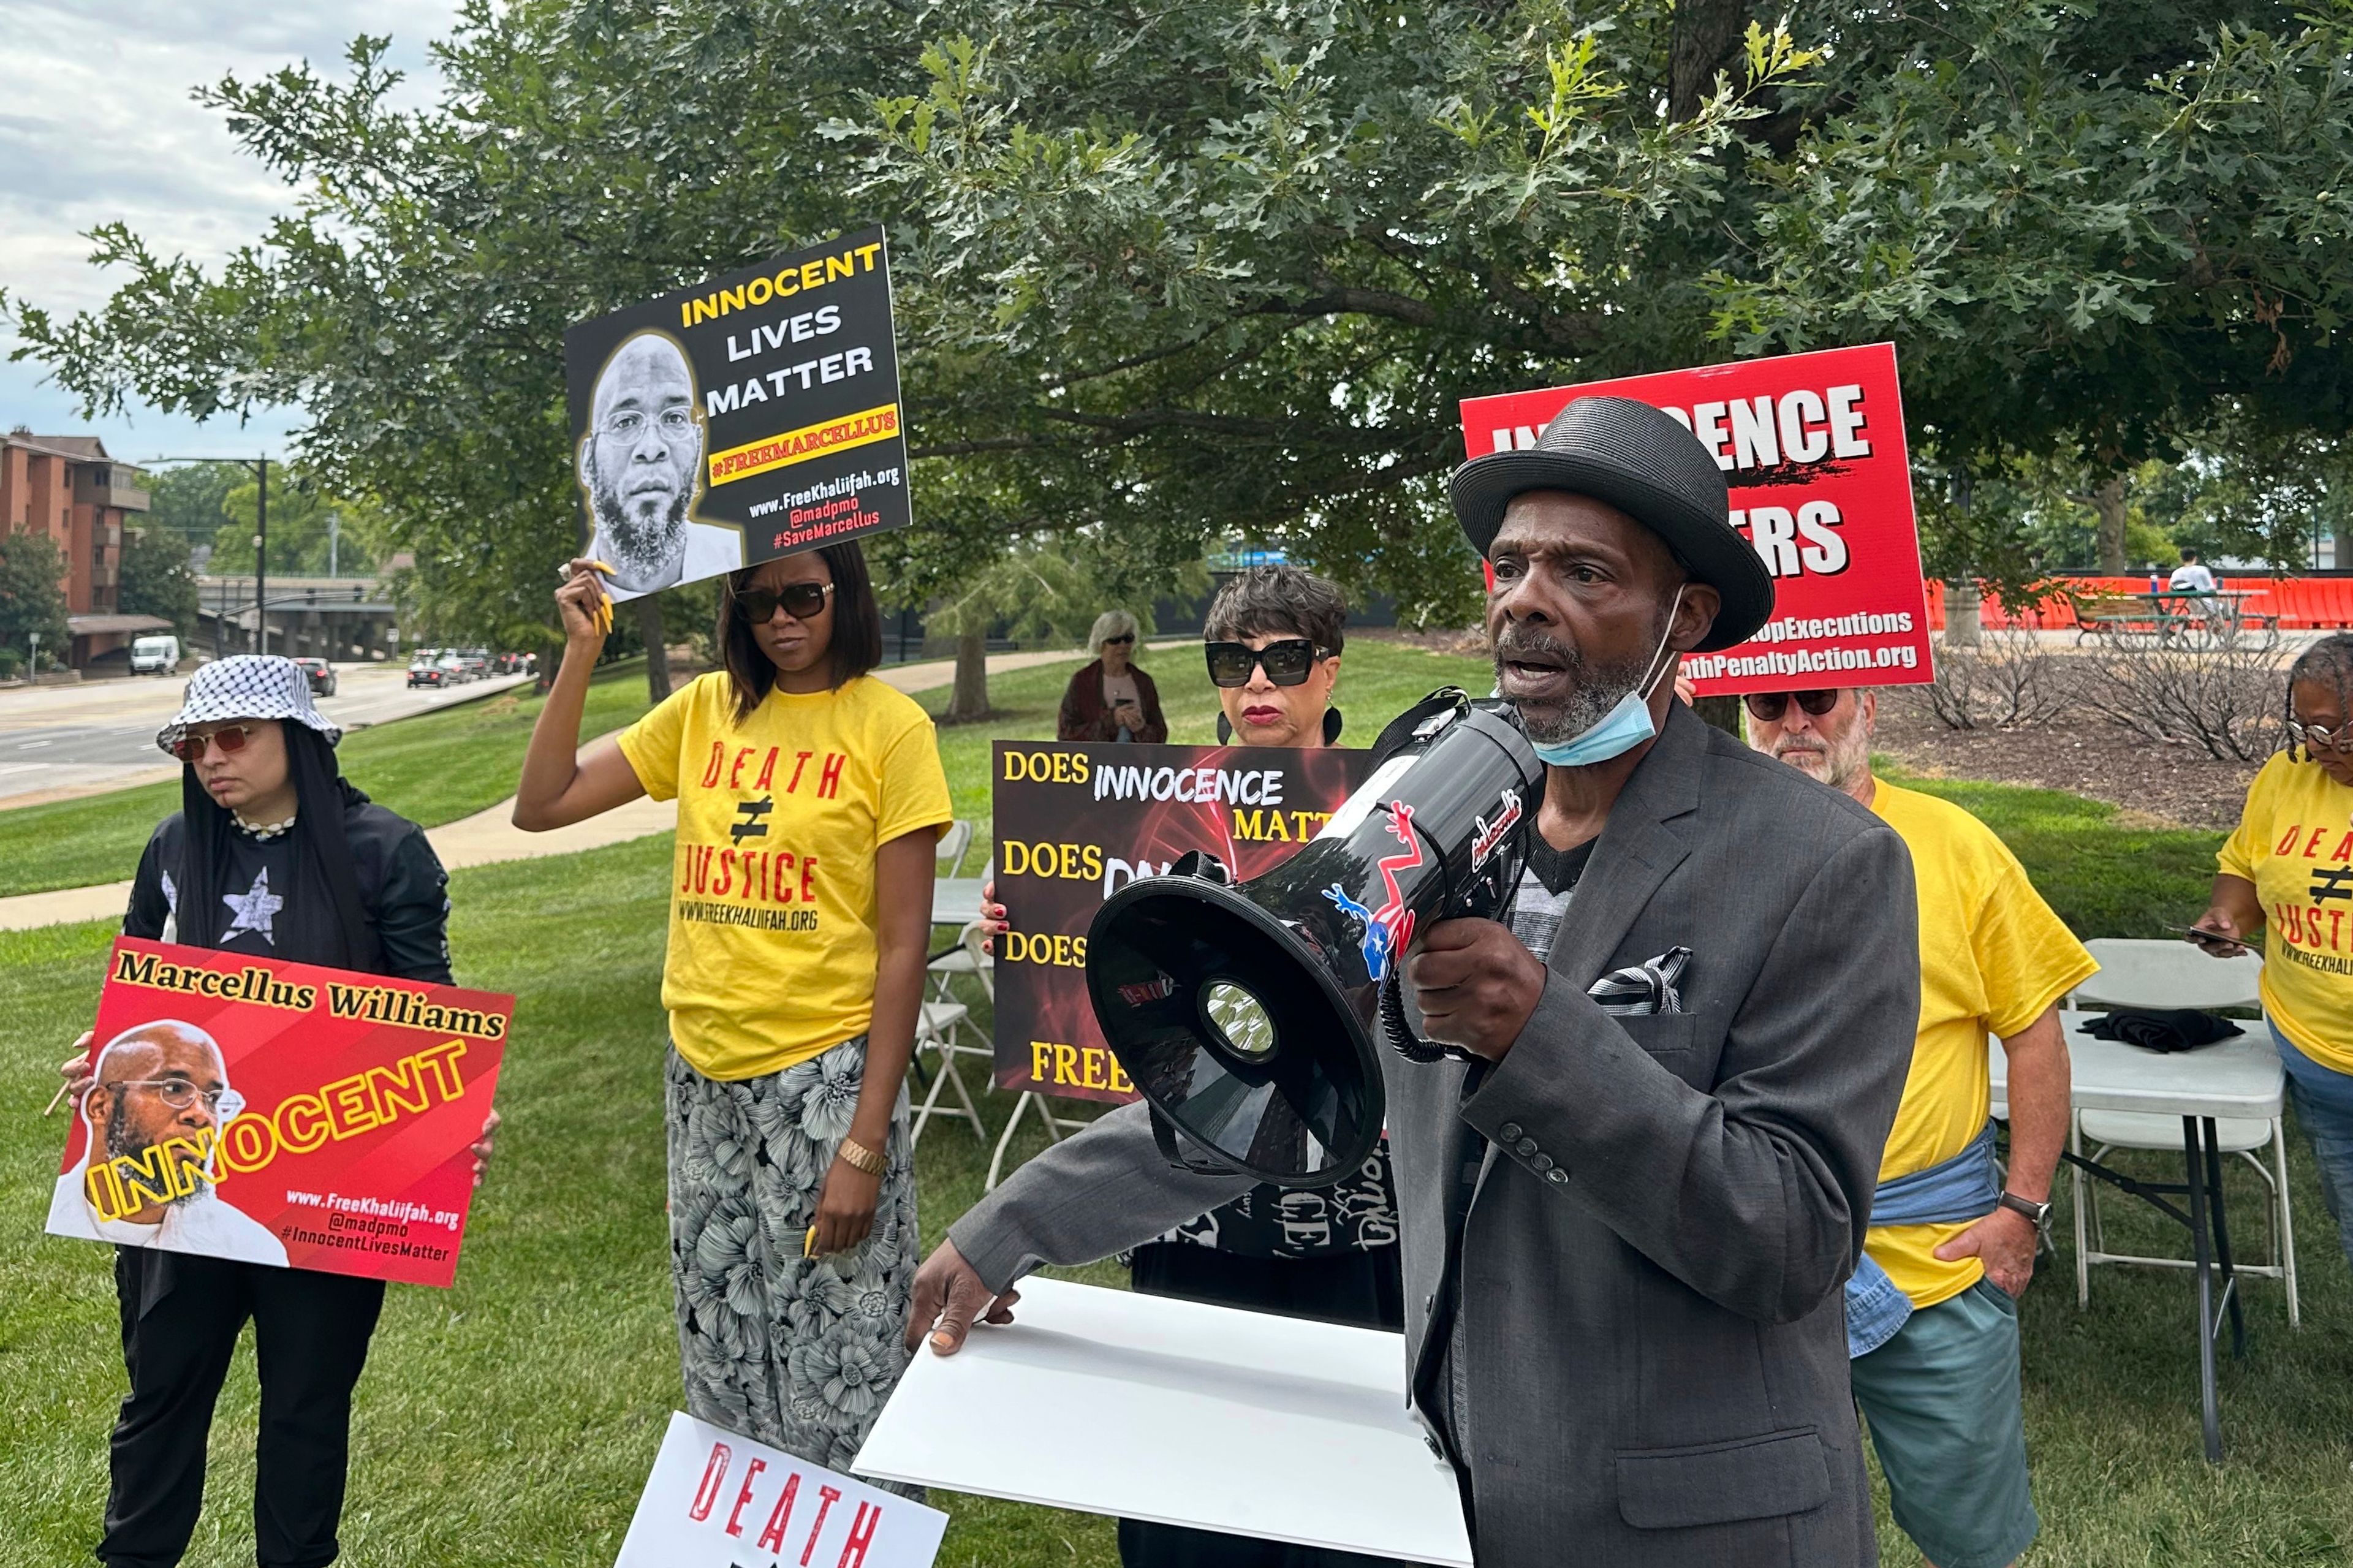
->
<box><xmin>854</xmin><ymin>1277</ymin><xmax>1473</xmax><ymax>1566</ymax></box>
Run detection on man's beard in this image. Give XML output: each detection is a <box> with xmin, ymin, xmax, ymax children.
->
<box><xmin>105</xmin><ymin>1112</ymin><xmax>207</xmax><ymax>1206</ymax></box>
<box><xmin>1493</xmin><ymin>617</ymin><xmax>1664</xmax><ymax>745</ymax></box>
<box><xmin>589</xmin><ymin>453</ymin><xmax>692</xmax><ymax>589</ymax></box>
<box><xmin>1770</xmin><ymin>722</ymin><xmax>1870</xmax><ymax>792</ymax></box>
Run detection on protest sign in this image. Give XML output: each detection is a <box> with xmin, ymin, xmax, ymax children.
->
<box><xmin>565</xmin><ymin>224</ymin><xmax>910</xmax><ymax>600</ymax></box>
<box><xmin>1460</xmin><ymin>343</ymin><xmax>1933</xmax><ymax>695</ymax></box>
<box><xmin>616</xmin><ymin>1411</ymin><xmax>946</xmax><ymax>1568</ymax></box>
<box><xmin>991</xmin><ymin>741</ymin><xmax>1375</xmax><ymax>1102</ymax></box>
<box><xmin>47</xmin><ymin>937</ymin><xmax>507</xmax><ymax>1288</ymax></box>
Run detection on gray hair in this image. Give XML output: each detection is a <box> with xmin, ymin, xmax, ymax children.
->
<box><xmin>1088</xmin><ymin>609</ymin><xmax>1140</xmax><ymax>655</ymax></box>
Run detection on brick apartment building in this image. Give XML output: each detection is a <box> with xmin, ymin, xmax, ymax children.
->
<box><xmin>0</xmin><ymin>429</ymin><xmax>170</xmax><ymax>669</ymax></box>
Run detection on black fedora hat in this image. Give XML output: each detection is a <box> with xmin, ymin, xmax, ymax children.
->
<box><xmin>1450</xmin><ymin>395</ymin><xmax>1773</xmax><ymax>651</ymax></box>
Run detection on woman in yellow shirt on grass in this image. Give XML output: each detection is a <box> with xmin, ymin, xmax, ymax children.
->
<box><xmin>516</xmin><ymin>543</ymin><xmax>951</xmax><ymax>1482</ymax></box>
<box><xmin>2193</xmin><ymin>633</ymin><xmax>2353</xmax><ymax>1271</ymax></box>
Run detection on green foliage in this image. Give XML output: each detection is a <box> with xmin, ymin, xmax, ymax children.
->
<box><xmin>208</xmin><ymin>474</ymin><xmax>379</xmax><ymax>577</ymax></box>
<box><xmin>116</xmin><ymin>525</ymin><xmax>199</xmax><ymax>638</ymax></box>
<box><xmin>142</xmin><ymin>460</ymin><xmax>243</xmax><ymax>549</ymax></box>
<box><xmin>0</xmin><ymin>533</ymin><xmax>70</xmax><ymax>661</ymax></box>
<box><xmin>6</xmin><ymin>0</ymin><xmax>2351</xmax><ymax>630</ymax></box>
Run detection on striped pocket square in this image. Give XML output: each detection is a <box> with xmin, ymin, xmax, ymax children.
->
<box><xmin>1587</xmin><ymin>947</ymin><xmax>1691</xmax><ymax>1017</ymax></box>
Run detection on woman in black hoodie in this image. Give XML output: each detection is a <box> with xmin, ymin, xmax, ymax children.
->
<box><xmin>59</xmin><ymin>654</ymin><xmax>492</xmax><ymax>1568</ymax></box>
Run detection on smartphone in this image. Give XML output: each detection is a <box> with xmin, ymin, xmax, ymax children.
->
<box><xmin>2162</xmin><ymin>920</ymin><xmax>2245</xmax><ymax>949</ymax></box>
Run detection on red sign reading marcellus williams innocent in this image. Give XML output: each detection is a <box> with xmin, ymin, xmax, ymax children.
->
<box><xmin>47</xmin><ymin>937</ymin><xmax>507</xmax><ymax>1289</ymax></box>
<box><xmin>1460</xmin><ymin>342</ymin><xmax>1935</xmax><ymax>697</ymax></box>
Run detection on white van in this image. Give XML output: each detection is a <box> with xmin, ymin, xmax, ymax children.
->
<box><xmin>129</xmin><ymin>635</ymin><xmax>181</xmax><ymax>675</ymax></box>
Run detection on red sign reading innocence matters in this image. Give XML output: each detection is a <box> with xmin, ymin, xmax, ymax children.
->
<box><xmin>1460</xmin><ymin>343</ymin><xmax>1933</xmax><ymax>697</ymax></box>
<box><xmin>47</xmin><ymin>938</ymin><xmax>507</xmax><ymax>1288</ymax></box>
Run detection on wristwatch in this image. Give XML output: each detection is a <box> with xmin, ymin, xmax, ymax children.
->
<box><xmin>1996</xmin><ymin>1191</ymin><xmax>2052</xmax><ymax>1227</ymax></box>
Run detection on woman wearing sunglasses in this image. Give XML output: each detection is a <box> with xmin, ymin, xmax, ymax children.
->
<box><xmin>517</xmin><ymin>543</ymin><xmax>951</xmax><ymax>1487</ymax></box>
<box><xmin>985</xmin><ymin>567</ymin><xmax>1407</xmax><ymax>1568</ymax></box>
<box><xmin>2192</xmin><ymin>632</ymin><xmax>2353</xmax><ymax>1270</ymax></box>
<box><xmin>1057</xmin><ymin>608</ymin><xmax>1167</xmax><ymax>743</ymax></box>
<box><xmin>54</xmin><ymin>654</ymin><xmax>488</xmax><ymax>1568</ymax></box>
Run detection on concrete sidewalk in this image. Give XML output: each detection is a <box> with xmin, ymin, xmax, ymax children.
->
<box><xmin>0</xmin><ymin>646</ymin><xmax>1091</xmax><ymax>932</ymax></box>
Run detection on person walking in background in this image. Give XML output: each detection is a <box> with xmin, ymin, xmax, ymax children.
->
<box><xmin>2192</xmin><ymin>633</ymin><xmax>2353</xmax><ymax>1273</ymax></box>
<box><xmin>1058</xmin><ymin>610</ymin><xmax>1167</xmax><ymax>743</ymax></box>
<box><xmin>1746</xmin><ymin>685</ymin><xmax>2090</xmax><ymax>1568</ymax></box>
<box><xmin>514</xmin><ymin>545</ymin><xmax>952</xmax><ymax>1483</ymax></box>
<box><xmin>53</xmin><ymin>654</ymin><xmax>491</xmax><ymax>1568</ymax></box>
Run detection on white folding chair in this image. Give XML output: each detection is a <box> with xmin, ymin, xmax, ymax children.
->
<box><xmin>907</xmin><ymin>919</ymin><xmax>994</xmax><ymax>1147</ymax></box>
<box><xmin>936</xmin><ymin>818</ymin><xmax>976</xmax><ymax>877</ymax></box>
<box><xmin>985</xmin><ymin>1089</ymin><xmax>1094</xmax><ymax>1191</ymax></box>
<box><xmin>2066</xmin><ymin>940</ymin><xmax>2297</xmax><ymax>1327</ymax></box>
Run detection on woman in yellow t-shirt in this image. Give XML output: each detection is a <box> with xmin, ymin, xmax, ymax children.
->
<box><xmin>2192</xmin><ymin>634</ymin><xmax>2353</xmax><ymax>1270</ymax></box>
<box><xmin>516</xmin><ymin>542</ymin><xmax>951</xmax><ymax>1481</ymax></box>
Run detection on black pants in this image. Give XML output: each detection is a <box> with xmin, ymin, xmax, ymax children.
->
<box><xmin>102</xmin><ymin>1251</ymin><xmax>385</xmax><ymax>1568</ymax></box>
<box><xmin>1118</xmin><ymin>1241</ymin><xmax>1412</xmax><ymax>1568</ymax></box>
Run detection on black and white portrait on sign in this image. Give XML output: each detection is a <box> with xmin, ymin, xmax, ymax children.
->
<box><xmin>576</xmin><ymin>331</ymin><xmax>744</xmax><ymax>598</ymax></box>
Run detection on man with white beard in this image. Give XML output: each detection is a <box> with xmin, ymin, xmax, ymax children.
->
<box><xmin>578</xmin><ymin>331</ymin><xmax>743</xmax><ymax>595</ymax></box>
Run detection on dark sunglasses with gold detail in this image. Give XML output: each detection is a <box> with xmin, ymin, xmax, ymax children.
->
<box><xmin>1205</xmin><ymin>638</ymin><xmax>1329</xmax><ymax>689</ymax></box>
<box><xmin>736</xmin><ymin>581</ymin><xmax>835</xmax><ymax>623</ymax></box>
<box><xmin>168</xmin><ymin>724</ymin><xmax>259</xmax><ymax>764</ymax></box>
<box><xmin>1742</xmin><ymin>690</ymin><xmax>1841</xmax><ymax>724</ymax></box>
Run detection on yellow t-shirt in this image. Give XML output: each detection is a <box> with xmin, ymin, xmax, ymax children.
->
<box><xmin>1868</xmin><ymin>782</ymin><xmax>2097</xmax><ymax>1308</ymax></box>
<box><xmin>2218</xmin><ymin>752</ymin><xmax>2353</xmax><ymax>1074</ymax></box>
<box><xmin>617</xmin><ymin>672</ymin><xmax>952</xmax><ymax>1080</ymax></box>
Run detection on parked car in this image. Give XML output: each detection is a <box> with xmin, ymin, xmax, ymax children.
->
<box><xmin>406</xmin><ymin>655</ymin><xmax>449</xmax><ymax>689</ymax></box>
<box><xmin>290</xmin><ymin>657</ymin><xmax>338</xmax><ymax>697</ymax></box>
<box><xmin>129</xmin><ymin>635</ymin><xmax>181</xmax><ymax>676</ymax></box>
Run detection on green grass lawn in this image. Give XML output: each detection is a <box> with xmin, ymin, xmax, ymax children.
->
<box><xmin>0</xmin><ymin>661</ymin><xmax>653</xmax><ymax>900</ymax></box>
<box><xmin>4</xmin><ymin>662</ymin><xmax>2348</xmax><ymax>1564</ymax></box>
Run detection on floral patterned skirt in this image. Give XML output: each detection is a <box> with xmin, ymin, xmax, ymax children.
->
<box><xmin>664</xmin><ymin>1036</ymin><xmax>922</xmax><ymax>1493</ymax></box>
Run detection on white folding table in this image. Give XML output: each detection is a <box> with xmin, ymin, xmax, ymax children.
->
<box><xmin>1991</xmin><ymin>1015</ymin><xmax>2284</xmax><ymax>1461</ymax></box>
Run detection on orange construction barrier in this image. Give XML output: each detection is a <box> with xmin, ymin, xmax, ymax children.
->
<box><xmin>1921</xmin><ymin>576</ymin><xmax>2353</xmax><ymax>634</ymax></box>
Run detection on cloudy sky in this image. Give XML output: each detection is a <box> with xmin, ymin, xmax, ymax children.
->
<box><xmin>0</xmin><ymin>0</ymin><xmax>461</xmax><ymax>462</ymax></box>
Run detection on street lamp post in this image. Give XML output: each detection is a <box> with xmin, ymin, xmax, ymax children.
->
<box><xmin>142</xmin><ymin>455</ymin><xmax>270</xmax><ymax>655</ymax></box>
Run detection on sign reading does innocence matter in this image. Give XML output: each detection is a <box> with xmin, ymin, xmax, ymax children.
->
<box><xmin>1460</xmin><ymin>343</ymin><xmax>1934</xmax><ymax>697</ymax></box>
<box><xmin>990</xmin><ymin>742</ymin><xmax>1376</xmax><ymax>1103</ymax></box>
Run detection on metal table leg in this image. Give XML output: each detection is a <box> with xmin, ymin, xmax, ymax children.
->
<box><xmin>2182</xmin><ymin>1115</ymin><xmax>2224</xmax><ymax>1463</ymax></box>
<box><xmin>2200</xmin><ymin>1115</ymin><xmax>2247</xmax><ymax>1359</ymax></box>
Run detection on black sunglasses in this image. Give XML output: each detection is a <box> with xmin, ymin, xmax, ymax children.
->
<box><xmin>1101</xmin><ymin>633</ymin><xmax>1135</xmax><ymax>646</ymax></box>
<box><xmin>1205</xmin><ymin>638</ymin><xmax>1327</xmax><ymax>688</ymax></box>
<box><xmin>736</xmin><ymin>581</ymin><xmax>835</xmax><ymax>623</ymax></box>
<box><xmin>1743</xmin><ymin>690</ymin><xmax>1841</xmax><ymax>723</ymax></box>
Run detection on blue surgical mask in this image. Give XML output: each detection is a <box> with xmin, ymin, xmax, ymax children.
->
<box><xmin>1527</xmin><ymin>587</ymin><xmax>1685</xmax><ymax>769</ymax></box>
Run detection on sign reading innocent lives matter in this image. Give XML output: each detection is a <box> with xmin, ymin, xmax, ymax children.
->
<box><xmin>47</xmin><ymin>937</ymin><xmax>507</xmax><ymax>1289</ymax></box>
<box><xmin>991</xmin><ymin>741</ymin><xmax>1376</xmax><ymax>1103</ymax></box>
<box><xmin>613</xmin><ymin>1412</ymin><xmax>947</xmax><ymax>1568</ymax></box>
<box><xmin>565</xmin><ymin>224</ymin><xmax>911</xmax><ymax>602</ymax></box>
<box><xmin>1459</xmin><ymin>343</ymin><xmax>1933</xmax><ymax>697</ymax></box>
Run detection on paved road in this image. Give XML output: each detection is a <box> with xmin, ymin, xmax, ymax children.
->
<box><xmin>0</xmin><ymin>664</ymin><xmax>532</xmax><ymax>806</ymax></box>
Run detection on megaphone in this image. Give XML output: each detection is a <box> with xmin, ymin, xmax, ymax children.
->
<box><xmin>1085</xmin><ymin>689</ymin><xmax>1543</xmax><ymax>1187</ymax></box>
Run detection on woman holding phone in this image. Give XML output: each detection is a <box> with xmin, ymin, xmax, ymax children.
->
<box><xmin>515</xmin><ymin>545</ymin><xmax>951</xmax><ymax>1480</ymax></box>
<box><xmin>2191</xmin><ymin>633</ymin><xmax>2353</xmax><ymax>1270</ymax></box>
<box><xmin>1058</xmin><ymin>610</ymin><xmax>1167</xmax><ymax>743</ymax></box>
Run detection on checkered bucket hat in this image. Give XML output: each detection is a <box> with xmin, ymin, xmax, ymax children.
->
<box><xmin>156</xmin><ymin>656</ymin><xmax>343</xmax><ymax>756</ymax></box>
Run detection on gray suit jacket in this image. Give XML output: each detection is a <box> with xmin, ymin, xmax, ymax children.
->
<box><xmin>950</xmin><ymin>703</ymin><xmax>1919</xmax><ymax>1567</ymax></box>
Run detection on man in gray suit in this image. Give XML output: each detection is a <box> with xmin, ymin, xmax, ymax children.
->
<box><xmin>908</xmin><ymin>398</ymin><xmax>1919</xmax><ymax>1567</ymax></box>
